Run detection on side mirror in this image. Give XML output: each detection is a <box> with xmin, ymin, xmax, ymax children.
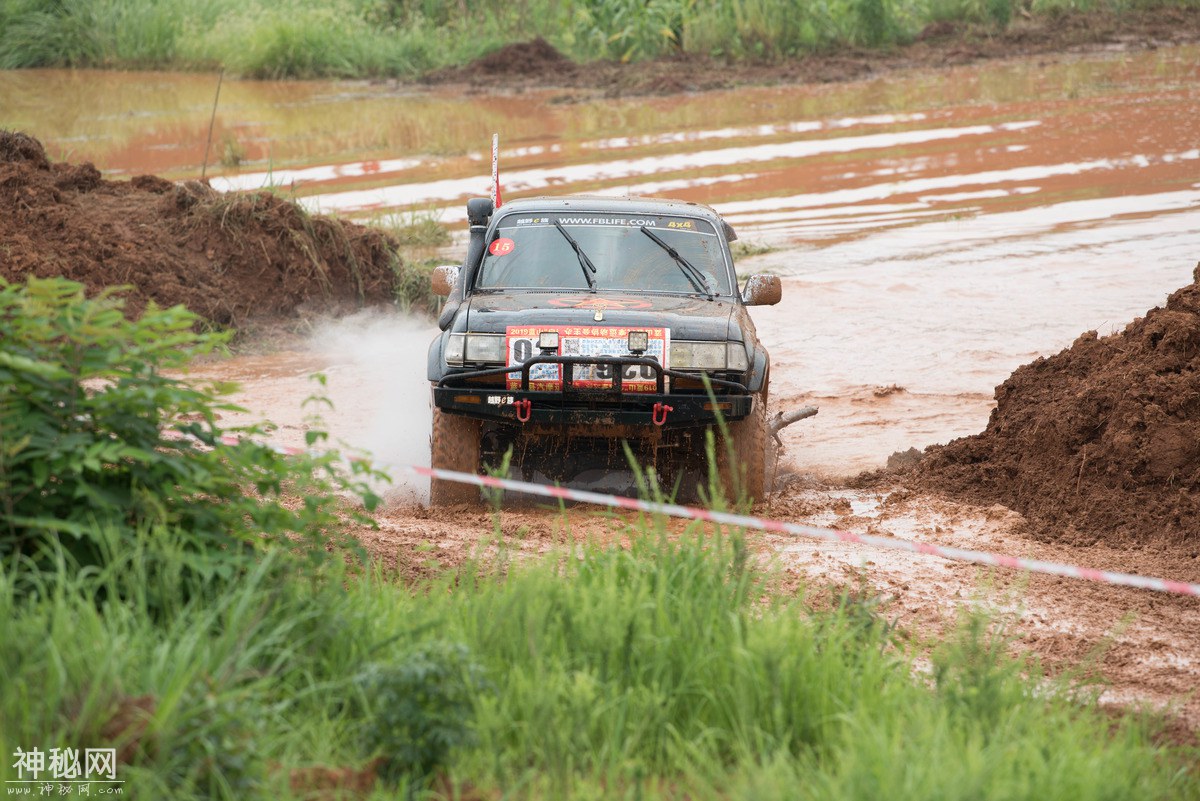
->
<box><xmin>741</xmin><ymin>274</ymin><xmax>782</xmax><ymax>306</ymax></box>
<box><xmin>431</xmin><ymin>264</ymin><xmax>460</xmax><ymax>296</ymax></box>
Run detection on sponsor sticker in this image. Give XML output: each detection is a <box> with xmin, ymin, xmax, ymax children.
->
<box><xmin>505</xmin><ymin>326</ymin><xmax>669</xmax><ymax>392</ymax></box>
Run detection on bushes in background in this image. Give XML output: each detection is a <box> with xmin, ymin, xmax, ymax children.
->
<box><xmin>1</xmin><ymin>0</ymin><xmax>1197</xmax><ymax>77</ymax></box>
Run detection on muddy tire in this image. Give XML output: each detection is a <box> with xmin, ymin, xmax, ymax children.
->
<box><xmin>429</xmin><ymin>407</ymin><xmax>483</xmax><ymax>506</ymax></box>
<box><xmin>717</xmin><ymin>383</ymin><xmax>770</xmax><ymax>507</ymax></box>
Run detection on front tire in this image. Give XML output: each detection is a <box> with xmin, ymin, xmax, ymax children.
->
<box><xmin>429</xmin><ymin>407</ymin><xmax>482</xmax><ymax>506</ymax></box>
<box><xmin>717</xmin><ymin>378</ymin><xmax>770</xmax><ymax>507</ymax></box>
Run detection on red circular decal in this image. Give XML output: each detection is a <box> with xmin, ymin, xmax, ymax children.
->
<box><xmin>489</xmin><ymin>237</ymin><xmax>515</xmax><ymax>256</ymax></box>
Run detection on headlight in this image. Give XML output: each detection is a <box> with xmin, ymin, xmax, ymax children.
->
<box><xmin>446</xmin><ymin>333</ymin><xmax>505</xmax><ymax>366</ymax></box>
<box><xmin>671</xmin><ymin>341</ymin><xmax>727</xmax><ymax>370</ymax></box>
<box><xmin>465</xmin><ymin>333</ymin><xmax>505</xmax><ymax>363</ymax></box>
<box><xmin>727</xmin><ymin>342</ymin><xmax>749</xmax><ymax>372</ymax></box>
<box><xmin>669</xmin><ymin>341</ymin><xmax>751</xmax><ymax>371</ymax></box>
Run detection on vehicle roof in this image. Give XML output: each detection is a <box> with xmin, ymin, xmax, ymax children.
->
<box><xmin>493</xmin><ymin>195</ymin><xmax>727</xmax><ymax>223</ymax></box>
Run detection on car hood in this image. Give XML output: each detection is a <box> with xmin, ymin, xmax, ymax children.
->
<box><xmin>464</xmin><ymin>290</ymin><xmax>740</xmax><ymax>341</ymax></box>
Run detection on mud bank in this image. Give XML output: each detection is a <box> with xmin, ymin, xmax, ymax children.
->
<box><xmin>423</xmin><ymin>9</ymin><xmax>1200</xmax><ymax>96</ymax></box>
<box><xmin>0</xmin><ymin>132</ymin><xmax>404</xmax><ymax>326</ymax></box>
<box><xmin>916</xmin><ymin>264</ymin><xmax>1200</xmax><ymax>546</ymax></box>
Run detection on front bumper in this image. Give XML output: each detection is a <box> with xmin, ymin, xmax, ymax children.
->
<box><xmin>434</xmin><ymin>354</ymin><xmax>752</xmax><ymax>428</ymax></box>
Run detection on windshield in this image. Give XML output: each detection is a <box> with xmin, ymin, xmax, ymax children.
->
<box><xmin>475</xmin><ymin>212</ymin><xmax>733</xmax><ymax>295</ymax></box>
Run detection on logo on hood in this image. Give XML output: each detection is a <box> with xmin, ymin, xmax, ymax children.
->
<box><xmin>548</xmin><ymin>296</ymin><xmax>654</xmax><ymax>310</ymax></box>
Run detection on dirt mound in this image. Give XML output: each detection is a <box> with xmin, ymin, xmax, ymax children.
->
<box><xmin>426</xmin><ymin>37</ymin><xmax>577</xmax><ymax>83</ymax></box>
<box><xmin>0</xmin><ymin>131</ymin><xmax>401</xmax><ymax>327</ymax></box>
<box><xmin>475</xmin><ymin>37</ymin><xmax>574</xmax><ymax>75</ymax></box>
<box><xmin>0</xmin><ymin>130</ymin><xmax>49</xmax><ymax>168</ymax></box>
<box><xmin>917</xmin><ymin>264</ymin><xmax>1200</xmax><ymax>545</ymax></box>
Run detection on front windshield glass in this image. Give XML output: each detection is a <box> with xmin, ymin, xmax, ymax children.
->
<box><xmin>475</xmin><ymin>212</ymin><xmax>733</xmax><ymax>295</ymax></box>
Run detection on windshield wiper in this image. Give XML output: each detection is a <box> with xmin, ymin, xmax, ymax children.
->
<box><xmin>554</xmin><ymin>221</ymin><xmax>598</xmax><ymax>291</ymax></box>
<box><xmin>639</xmin><ymin>226</ymin><xmax>714</xmax><ymax>300</ymax></box>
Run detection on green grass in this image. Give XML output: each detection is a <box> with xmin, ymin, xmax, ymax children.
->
<box><xmin>730</xmin><ymin>239</ymin><xmax>778</xmax><ymax>261</ymax></box>
<box><xmin>359</xmin><ymin>209</ymin><xmax>450</xmax><ymax>313</ymax></box>
<box><xmin>371</xmin><ymin>209</ymin><xmax>452</xmax><ymax>251</ymax></box>
<box><xmin>1</xmin><ymin>277</ymin><xmax>1195</xmax><ymax>798</ymax></box>
<box><xmin>0</xmin><ymin>0</ymin><xmax>1197</xmax><ymax>77</ymax></box>
<box><xmin>2</xmin><ymin>517</ymin><xmax>1195</xmax><ymax>799</ymax></box>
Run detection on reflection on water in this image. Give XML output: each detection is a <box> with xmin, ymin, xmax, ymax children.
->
<box><xmin>8</xmin><ymin>49</ymin><xmax>1196</xmax><ymax>476</ymax></box>
<box><xmin>3</xmin><ymin>48</ymin><xmax>1197</xmax><ymax>255</ymax></box>
<box><xmin>266</xmin><ymin>121</ymin><xmax>1038</xmax><ymax>215</ymax></box>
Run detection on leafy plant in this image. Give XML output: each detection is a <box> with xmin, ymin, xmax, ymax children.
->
<box><xmin>855</xmin><ymin>0</ymin><xmax>892</xmax><ymax>45</ymax></box>
<box><xmin>569</xmin><ymin>0</ymin><xmax>695</xmax><ymax>61</ymax></box>
<box><xmin>0</xmin><ymin>277</ymin><xmax>384</xmax><ymax>593</ymax></box>
<box><xmin>356</xmin><ymin>642</ymin><xmax>488</xmax><ymax>785</ymax></box>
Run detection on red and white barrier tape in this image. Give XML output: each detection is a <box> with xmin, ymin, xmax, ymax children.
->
<box><xmin>413</xmin><ymin>465</ymin><xmax>1200</xmax><ymax>599</ymax></box>
<box><xmin>202</xmin><ymin>433</ymin><xmax>1200</xmax><ymax>598</ymax></box>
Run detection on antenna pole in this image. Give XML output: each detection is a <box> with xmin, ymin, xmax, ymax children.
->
<box><xmin>491</xmin><ymin>133</ymin><xmax>501</xmax><ymax>208</ymax></box>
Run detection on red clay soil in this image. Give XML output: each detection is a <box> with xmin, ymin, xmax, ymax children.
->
<box><xmin>0</xmin><ymin>132</ymin><xmax>400</xmax><ymax>327</ymax></box>
<box><xmin>423</xmin><ymin>8</ymin><xmax>1200</xmax><ymax>96</ymax></box>
<box><xmin>916</xmin><ymin>264</ymin><xmax>1200</xmax><ymax>546</ymax></box>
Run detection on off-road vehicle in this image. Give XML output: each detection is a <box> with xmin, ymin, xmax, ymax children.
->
<box><xmin>427</xmin><ymin>195</ymin><xmax>782</xmax><ymax>505</ymax></box>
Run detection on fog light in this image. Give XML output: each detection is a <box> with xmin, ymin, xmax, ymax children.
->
<box><xmin>628</xmin><ymin>331</ymin><xmax>649</xmax><ymax>353</ymax></box>
<box><xmin>538</xmin><ymin>331</ymin><xmax>560</xmax><ymax>351</ymax></box>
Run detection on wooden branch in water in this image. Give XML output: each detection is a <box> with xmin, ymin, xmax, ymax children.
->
<box><xmin>769</xmin><ymin>405</ymin><xmax>818</xmax><ymax>446</ymax></box>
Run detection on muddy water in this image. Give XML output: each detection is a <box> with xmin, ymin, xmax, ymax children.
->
<box><xmin>6</xmin><ymin>48</ymin><xmax>1198</xmax><ymax>239</ymax></box>
<box><xmin>6</xmin><ymin>48</ymin><xmax>1200</xmax><ymax>478</ymax></box>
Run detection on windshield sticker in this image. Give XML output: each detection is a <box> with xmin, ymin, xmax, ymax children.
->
<box><xmin>505</xmin><ymin>325</ymin><xmax>670</xmax><ymax>393</ymax></box>
<box><xmin>499</xmin><ymin>214</ymin><xmax>716</xmax><ymax>235</ymax></box>
<box><xmin>556</xmin><ymin>217</ymin><xmax>658</xmax><ymax>227</ymax></box>
<box><xmin>547</xmin><ymin>296</ymin><xmax>653</xmax><ymax>310</ymax></box>
<box><xmin>488</xmin><ymin>237</ymin><xmax>515</xmax><ymax>256</ymax></box>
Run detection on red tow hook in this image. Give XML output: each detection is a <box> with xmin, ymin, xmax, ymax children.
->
<box><xmin>652</xmin><ymin>402</ymin><xmax>673</xmax><ymax>427</ymax></box>
<box><xmin>514</xmin><ymin>398</ymin><xmax>532</xmax><ymax>423</ymax></box>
